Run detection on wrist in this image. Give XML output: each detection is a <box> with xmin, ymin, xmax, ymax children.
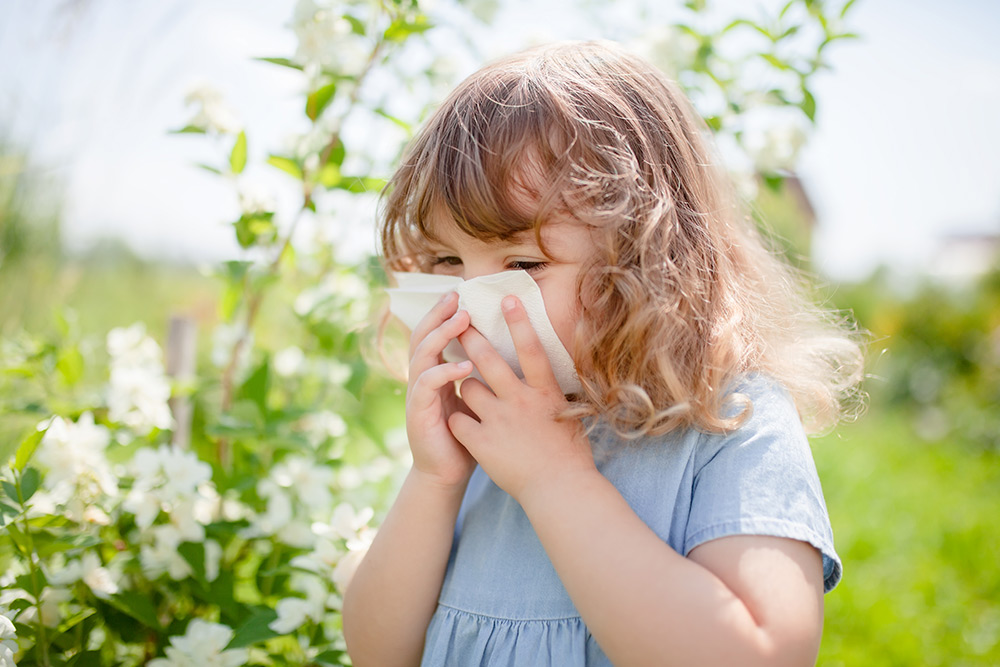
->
<box><xmin>516</xmin><ymin>463</ymin><xmax>604</xmax><ymax>515</ymax></box>
<box><xmin>407</xmin><ymin>466</ymin><xmax>473</xmax><ymax>502</ymax></box>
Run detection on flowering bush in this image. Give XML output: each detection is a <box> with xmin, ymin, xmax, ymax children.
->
<box><xmin>0</xmin><ymin>1</ymin><xmax>856</xmax><ymax>664</ymax></box>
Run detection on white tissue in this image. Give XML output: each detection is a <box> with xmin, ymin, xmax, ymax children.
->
<box><xmin>386</xmin><ymin>271</ymin><xmax>582</xmax><ymax>395</ymax></box>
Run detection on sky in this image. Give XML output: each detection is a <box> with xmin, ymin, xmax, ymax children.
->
<box><xmin>1</xmin><ymin>0</ymin><xmax>999</xmax><ymax>282</ymax></box>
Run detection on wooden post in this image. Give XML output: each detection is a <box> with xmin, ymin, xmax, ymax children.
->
<box><xmin>166</xmin><ymin>316</ymin><xmax>197</xmax><ymax>450</ymax></box>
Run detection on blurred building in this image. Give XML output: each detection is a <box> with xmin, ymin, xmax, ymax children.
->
<box><xmin>926</xmin><ymin>232</ymin><xmax>1000</xmax><ymax>286</ymax></box>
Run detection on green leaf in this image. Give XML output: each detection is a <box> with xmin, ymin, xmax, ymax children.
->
<box><xmin>760</xmin><ymin>53</ymin><xmax>794</xmax><ymax>71</ymax></box>
<box><xmin>169</xmin><ymin>125</ymin><xmax>207</xmax><ymax>134</ymax></box>
<box><xmin>840</xmin><ymin>0</ymin><xmax>859</xmax><ymax>18</ymax></box>
<box><xmin>107</xmin><ymin>591</ymin><xmax>161</xmax><ymax>630</ymax></box>
<box><xmin>777</xmin><ymin>25</ymin><xmax>800</xmax><ymax>41</ymax></box>
<box><xmin>317</xmin><ymin>162</ymin><xmax>341</xmax><ymax>188</ymax></box>
<box><xmin>233</xmin><ymin>212</ymin><xmax>276</xmax><ymax>249</ymax></box>
<box><xmin>197</xmin><ymin>163</ymin><xmax>223</xmax><ymax>175</ymax></box>
<box><xmin>374</xmin><ymin>108</ymin><xmax>413</xmax><ymax>134</ymax></box>
<box><xmin>344</xmin><ymin>14</ymin><xmax>366</xmax><ymax>35</ymax></box>
<box><xmin>57</xmin><ymin>608</ymin><xmax>97</xmax><ymax>635</ymax></box>
<box><xmin>315</xmin><ymin>650</ymin><xmax>345</xmax><ymax>666</ymax></box>
<box><xmin>226</xmin><ymin>606</ymin><xmax>279</xmax><ymax>648</ymax></box>
<box><xmin>230</xmin><ymin>130</ymin><xmax>248</xmax><ymax>175</ymax></box>
<box><xmin>722</xmin><ymin>18</ymin><xmax>772</xmax><ymax>40</ymax></box>
<box><xmin>383</xmin><ymin>14</ymin><xmax>432</xmax><ymax>42</ymax></box>
<box><xmin>800</xmin><ymin>87</ymin><xmax>817</xmax><ymax>122</ymax></box>
<box><xmin>704</xmin><ymin>115</ymin><xmax>722</xmax><ymax>131</ymax></box>
<box><xmin>14</xmin><ymin>427</ymin><xmax>45</xmax><ymax>471</ymax></box>
<box><xmin>65</xmin><ymin>650</ymin><xmax>102</xmax><ymax>667</ymax></box>
<box><xmin>178</xmin><ymin>542</ymin><xmax>207</xmax><ymax>584</ymax></box>
<box><xmin>0</xmin><ymin>501</ymin><xmax>19</xmax><ymax>517</ymax></box>
<box><xmin>323</xmin><ymin>136</ymin><xmax>347</xmax><ymax>168</ymax></box>
<box><xmin>56</xmin><ymin>345</ymin><xmax>84</xmax><ymax>386</ymax></box>
<box><xmin>2</xmin><ymin>480</ymin><xmax>19</xmax><ymax>503</ymax></box>
<box><xmin>762</xmin><ymin>172</ymin><xmax>785</xmax><ymax>192</ymax></box>
<box><xmin>337</xmin><ymin>176</ymin><xmax>387</xmax><ymax>194</ymax></box>
<box><xmin>306</xmin><ymin>82</ymin><xmax>338</xmax><ymax>121</ymax></box>
<box><xmin>238</xmin><ymin>357</ymin><xmax>271</xmax><ymax>416</ymax></box>
<box><xmin>220</xmin><ymin>282</ymin><xmax>243</xmax><ymax>322</ymax></box>
<box><xmin>254</xmin><ymin>56</ymin><xmax>304</xmax><ymax>71</ymax></box>
<box><xmin>20</xmin><ymin>467</ymin><xmax>40</xmax><ymax>504</ymax></box>
<box><xmin>779</xmin><ymin>0</ymin><xmax>796</xmax><ymax>19</ymax></box>
<box><xmin>267</xmin><ymin>155</ymin><xmax>303</xmax><ymax>180</ymax></box>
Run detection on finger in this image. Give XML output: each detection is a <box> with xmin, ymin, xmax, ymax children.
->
<box><xmin>447</xmin><ymin>410</ymin><xmax>481</xmax><ymax>451</ymax></box>
<box><xmin>409</xmin><ymin>292</ymin><xmax>459</xmax><ymax>357</ymax></box>
<box><xmin>410</xmin><ymin>309</ymin><xmax>470</xmax><ymax>379</ymax></box>
<box><xmin>457</xmin><ymin>377</ymin><xmax>493</xmax><ymax>418</ymax></box>
<box><xmin>501</xmin><ymin>296</ymin><xmax>560</xmax><ymax>389</ymax></box>
<box><xmin>458</xmin><ymin>327</ymin><xmax>520</xmax><ymax>396</ymax></box>
<box><xmin>408</xmin><ymin>360</ymin><xmax>474</xmax><ymax>410</ymax></box>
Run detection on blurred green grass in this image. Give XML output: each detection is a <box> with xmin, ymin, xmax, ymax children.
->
<box><xmin>814</xmin><ymin>412</ymin><xmax>1000</xmax><ymax>665</ymax></box>
<box><xmin>2</xmin><ymin>259</ymin><xmax>999</xmax><ymax>664</ymax></box>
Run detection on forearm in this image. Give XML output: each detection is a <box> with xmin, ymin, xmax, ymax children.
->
<box><xmin>342</xmin><ymin>468</ymin><xmax>467</xmax><ymax>667</ymax></box>
<box><xmin>519</xmin><ymin>470</ymin><xmax>813</xmax><ymax>667</ymax></box>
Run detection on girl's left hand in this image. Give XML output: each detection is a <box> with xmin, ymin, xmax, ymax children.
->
<box><xmin>448</xmin><ymin>296</ymin><xmax>597</xmax><ymax>504</ymax></box>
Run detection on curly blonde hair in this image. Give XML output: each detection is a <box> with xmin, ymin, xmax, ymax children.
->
<box><xmin>379</xmin><ymin>40</ymin><xmax>864</xmax><ymax>437</ymax></box>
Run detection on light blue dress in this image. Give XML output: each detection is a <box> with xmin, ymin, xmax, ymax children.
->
<box><xmin>421</xmin><ymin>376</ymin><xmax>842</xmax><ymax>666</ymax></box>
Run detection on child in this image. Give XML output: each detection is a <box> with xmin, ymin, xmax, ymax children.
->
<box><xmin>342</xmin><ymin>40</ymin><xmax>863</xmax><ymax>666</ymax></box>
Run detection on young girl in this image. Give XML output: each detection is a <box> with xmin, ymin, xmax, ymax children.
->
<box><xmin>342</xmin><ymin>40</ymin><xmax>863</xmax><ymax>666</ymax></box>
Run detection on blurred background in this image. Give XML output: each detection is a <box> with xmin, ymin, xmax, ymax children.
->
<box><xmin>1</xmin><ymin>0</ymin><xmax>998</xmax><ymax>664</ymax></box>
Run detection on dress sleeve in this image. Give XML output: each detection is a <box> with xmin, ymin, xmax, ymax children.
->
<box><xmin>683</xmin><ymin>377</ymin><xmax>843</xmax><ymax>593</ymax></box>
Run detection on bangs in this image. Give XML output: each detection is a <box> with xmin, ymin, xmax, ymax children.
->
<box><xmin>381</xmin><ymin>63</ymin><xmax>585</xmax><ymax>269</ymax></box>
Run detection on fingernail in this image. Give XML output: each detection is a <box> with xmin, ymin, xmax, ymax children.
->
<box><xmin>457</xmin><ymin>360</ymin><xmax>472</xmax><ymax>370</ymax></box>
<box><xmin>502</xmin><ymin>296</ymin><xmax>517</xmax><ymax>312</ymax></box>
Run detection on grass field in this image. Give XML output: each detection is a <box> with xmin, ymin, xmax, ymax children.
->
<box><xmin>814</xmin><ymin>412</ymin><xmax>1000</xmax><ymax>665</ymax></box>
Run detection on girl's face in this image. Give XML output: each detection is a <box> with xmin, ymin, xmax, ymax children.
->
<box><xmin>425</xmin><ymin>216</ymin><xmax>596</xmax><ymax>355</ymax></box>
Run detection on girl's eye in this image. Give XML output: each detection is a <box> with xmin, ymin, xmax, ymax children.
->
<box><xmin>431</xmin><ymin>256</ymin><xmax>462</xmax><ymax>267</ymax></box>
<box><xmin>508</xmin><ymin>261</ymin><xmax>547</xmax><ymax>273</ymax></box>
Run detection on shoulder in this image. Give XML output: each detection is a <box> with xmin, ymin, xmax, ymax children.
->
<box><xmin>692</xmin><ymin>374</ymin><xmax>807</xmax><ymax>469</ymax></box>
<box><xmin>686</xmin><ymin>374</ymin><xmax>843</xmax><ymax>592</ymax></box>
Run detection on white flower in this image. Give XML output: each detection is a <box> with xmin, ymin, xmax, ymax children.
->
<box><xmin>48</xmin><ymin>552</ymin><xmax>119</xmax><ymax>599</ymax></box>
<box><xmin>107</xmin><ymin>324</ymin><xmax>162</xmax><ymax>372</ymax></box>
<box><xmin>237</xmin><ymin>183</ymin><xmax>276</xmax><ymax>216</ymax></box>
<box><xmin>277</xmin><ymin>520</ymin><xmax>316</xmax><ymax>549</ymax></box>
<box><xmin>123</xmin><ymin>487</ymin><xmax>162</xmax><ymax>530</ymax></box>
<box><xmin>269</xmin><ymin>595</ymin><xmax>324</xmax><ymax>634</ymax></box>
<box><xmin>336</xmin><ymin>465</ymin><xmax>362</xmax><ymax>489</ymax></box>
<box><xmin>290</xmin><ymin>0</ymin><xmax>370</xmax><ymax>77</ymax></box>
<box><xmin>140</xmin><ymin>525</ymin><xmax>192</xmax><ymax>581</ymax></box>
<box><xmin>332</xmin><ymin>548</ymin><xmax>366</xmax><ymax>594</ymax></box>
<box><xmin>148</xmin><ymin>619</ymin><xmax>248</xmax><ymax>667</ymax></box>
<box><xmin>108</xmin><ymin>365</ymin><xmax>174</xmax><ymax>433</ymax></box>
<box><xmin>746</xmin><ymin>124</ymin><xmax>808</xmax><ymax>173</ymax></box>
<box><xmin>272</xmin><ymin>456</ymin><xmax>335</xmax><ymax>511</ymax></box>
<box><xmin>183</xmin><ymin>83</ymin><xmax>243</xmax><ymax>135</ymax></box>
<box><xmin>106</xmin><ymin>325</ymin><xmax>174</xmax><ymax>435</ymax></box>
<box><xmin>125</xmin><ymin>446</ymin><xmax>215</xmax><ymax>536</ymax></box>
<box><xmin>329</xmin><ymin>502</ymin><xmax>374</xmax><ymax>541</ymax></box>
<box><xmin>0</xmin><ymin>613</ymin><xmax>17</xmax><ymax>665</ymax></box>
<box><xmin>157</xmin><ymin>447</ymin><xmax>213</xmax><ymax>503</ymax></box>
<box><xmin>290</xmin><ymin>537</ymin><xmax>342</xmax><ymax>573</ymax></box>
<box><xmin>273</xmin><ymin>346</ymin><xmax>305</xmax><ymax>377</ymax></box>
<box><xmin>11</xmin><ymin>587</ymin><xmax>70</xmax><ymax>628</ymax></box>
<box><xmin>204</xmin><ymin>540</ymin><xmax>223</xmax><ymax>583</ymax></box>
<box><xmin>36</xmin><ymin>413</ymin><xmax>117</xmax><ymax>505</ymax></box>
<box><xmin>301</xmin><ymin>410</ymin><xmax>347</xmax><ymax>447</ymax></box>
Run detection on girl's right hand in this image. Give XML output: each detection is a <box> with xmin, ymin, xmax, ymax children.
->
<box><xmin>405</xmin><ymin>291</ymin><xmax>476</xmax><ymax>489</ymax></box>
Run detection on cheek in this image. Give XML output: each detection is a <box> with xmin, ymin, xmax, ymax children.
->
<box><xmin>540</xmin><ymin>291</ymin><xmax>581</xmax><ymax>354</ymax></box>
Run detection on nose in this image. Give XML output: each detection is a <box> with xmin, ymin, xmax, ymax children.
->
<box><xmin>459</xmin><ymin>261</ymin><xmax>498</xmax><ymax>282</ymax></box>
